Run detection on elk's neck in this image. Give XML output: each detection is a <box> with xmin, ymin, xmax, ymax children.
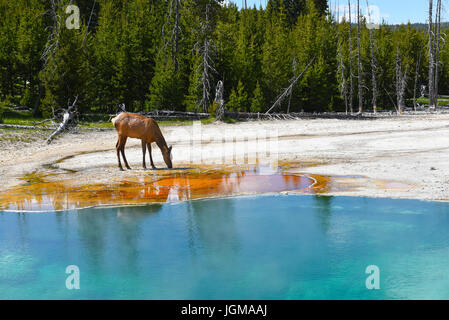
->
<box><xmin>156</xmin><ymin>140</ymin><xmax>168</xmax><ymax>152</ymax></box>
<box><xmin>154</xmin><ymin>130</ymin><xmax>168</xmax><ymax>152</ymax></box>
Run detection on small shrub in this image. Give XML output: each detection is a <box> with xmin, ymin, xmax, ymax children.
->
<box><xmin>208</xmin><ymin>100</ymin><xmax>218</xmax><ymax>118</ymax></box>
<box><xmin>227</xmin><ymin>81</ymin><xmax>249</xmax><ymax>112</ymax></box>
<box><xmin>20</xmin><ymin>88</ymin><xmax>35</xmax><ymax>107</ymax></box>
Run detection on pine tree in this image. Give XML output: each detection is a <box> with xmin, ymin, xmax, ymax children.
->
<box><xmin>227</xmin><ymin>80</ymin><xmax>249</xmax><ymax>112</ymax></box>
<box><xmin>40</xmin><ymin>22</ymin><xmax>90</xmax><ymax>117</ymax></box>
<box><xmin>91</xmin><ymin>0</ymin><xmax>123</xmax><ymax>111</ymax></box>
<box><xmin>16</xmin><ymin>1</ymin><xmax>46</xmax><ymax>108</ymax></box>
<box><xmin>185</xmin><ymin>53</ymin><xmax>204</xmax><ymax>112</ymax></box>
<box><xmin>262</xmin><ymin>3</ymin><xmax>291</xmax><ymax>111</ymax></box>
<box><xmin>148</xmin><ymin>55</ymin><xmax>183</xmax><ymax>111</ymax></box>
<box><xmin>1</xmin><ymin>0</ymin><xmax>448</xmax><ymax>117</ymax></box>
<box><xmin>290</xmin><ymin>1</ymin><xmax>338</xmax><ymax>112</ymax></box>
<box><xmin>250</xmin><ymin>81</ymin><xmax>265</xmax><ymax>112</ymax></box>
<box><xmin>0</xmin><ymin>1</ymin><xmax>20</xmax><ymax>100</ymax></box>
<box><xmin>267</xmin><ymin>0</ymin><xmax>328</xmax><ymax>26</ymax></box>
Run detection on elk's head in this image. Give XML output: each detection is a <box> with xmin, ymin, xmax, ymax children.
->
<box><xmin>163</xmin><ymin>145</ymin><xmax>173</xmax><ymax>169</ymax></box>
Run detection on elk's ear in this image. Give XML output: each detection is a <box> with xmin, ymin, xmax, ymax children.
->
<box><xmin>169</xmin><ymin>146</ymin><xmax>172</xmax><ymax>152</ymax></box>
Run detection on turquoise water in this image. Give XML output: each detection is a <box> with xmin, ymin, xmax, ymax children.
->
<box><xmin>1</xmin><ymin>195</ymin><xmax>449</xmax><ymax>300</ymax></box>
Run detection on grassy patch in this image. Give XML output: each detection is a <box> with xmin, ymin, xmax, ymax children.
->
<box><xmin>223</xmin><ymin>117</ymin><xmax>238</xmax><ymax>124</ymax></box>
<box><xmin>155</xmin><ymin>119</ymin><xmax>195</xmax><ymax>126</ymax></box>
<box><xmin>1</xmin><ymin>107</ymin><xmax>45</xmax><ymax>126</ymax></box>
<box><xmin>414</xmin><ymin>98</ymin><xmax>449</xmax><ymax>105</ymax></box>
<box><xmin>78</xmin><ymin>121</ymin><xmax>115</xmax><ymax>129</ymax></box>
<box><xmin>2</xmin><ymin>117</ymin><xmax>46</xmax><ymax>126</ymax></box>
<box><xmin>0</xmin><ymin>128</ymin><xmax>47</xmax><ymax>144</ymax></box>
<box><xmin>201</xmin><ymin>117</ymin><xmax>217</xmax><ymax>125</ymax></box>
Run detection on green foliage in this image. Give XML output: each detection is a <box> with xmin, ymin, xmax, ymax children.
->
<box><xmin>209</xmin><ymin>100</ymin><xmax>219</xmax><ymax>118</ymax></box>
<box><xmin>39</xmin><ymin>22</ymin><xmax>90</xmax><ymax>118</ymax></box>
<box><xmin>267</xmin><ymin>0</ymin><xmax>328</xmax><ymax>26</ymax></box>
<box><xmin>20</xmin><ymin>87</ymin><xmax>35</xmax><ymax>107</ymax></box>
<box><xmin>0</xmin><ymin>0</ymin><xmax>46</xmax><ymax>105</ymax></box>
<box><xmin>149</xmin><ymin>57</ymin><xmax>183</xmax><ymax>111</ymax></box>
<box><xmin>184</xmin><ymin>53</ymin><xmax>203</xmax><ymax>113</ymax></box>
<box><xmin>0</xmin><ymin>105</ymin><xmax>4</xmax><ymax>124</ymax></box>
<box><xmin>0</xmin><ymin>0</ymin><xmax>447</xmax><ymax>117</ymax></box>
<box><xmin>227</xmin><ymin>81</ymin><xmax>249</xmax><ymax>112</ymax></box>
<box><xmin>250</xmin><ymin>82</ymin><xmax>265</xmax><ymax>112</ymax></box>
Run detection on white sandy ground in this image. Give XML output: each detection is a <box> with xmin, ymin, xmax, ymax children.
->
<box><xmin>1</xmin><ymin>114</ymin><xmax>449</xmax><ymax>201</ymax></box>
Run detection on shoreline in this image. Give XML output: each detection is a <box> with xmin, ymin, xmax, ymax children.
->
<box><xmin>1</xmin><ymin>113</ymin><xmax>449</xmax><ymax>209</ymax></box>
<box><xmin>2</xmin><ymin>192</ymin><xmax>445</xmax><ymax>214</ymax></box>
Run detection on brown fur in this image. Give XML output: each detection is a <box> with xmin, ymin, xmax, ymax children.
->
<box><xmin>112</xmin><ymin>112</ymin><xmax>173</xmax><ymax>171</ymax></box>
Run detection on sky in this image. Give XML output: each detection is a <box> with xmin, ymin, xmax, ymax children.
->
<box><xmin>232</xmin><ymin>0</ymin><xmax>435</xmax><ymax>25</ymax></box>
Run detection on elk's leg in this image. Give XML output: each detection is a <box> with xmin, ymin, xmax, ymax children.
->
<box><xmin>141</xmin><ymin>140</ymin><xmax>147</xmax><ymax>169</ymax></box>
<box><xmin>116</xmin><ymin>136</ymin><xmax>124</xmax><ymax>171</ymax></box>
<box><xmin>120</xmin><ymin>136</ymin><xmax>131</xmax><ymax>170</ymax></box>
<box><xmin>147</xmin><ymin>143</ymin><xmax>156</xmax><ymax>169</ymax></box>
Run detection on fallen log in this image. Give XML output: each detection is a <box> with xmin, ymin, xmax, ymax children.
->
<box><xmin>140</xmin><ymin>110</ymin><xmax>210</xmax><ymax>120</ymax></box>
<box><xmin>265</xmin><ymin>57</ymin><xmax>316</xmax><ymax>115</ymax></box>
<box><xmin>46</xmin><ymin>96</ymin><xmax>78</xmax><ymax>144</ymax></box>
<box><xmin>0</xmin><ymin>124</ymin><xmax>56</xmax><ymax>130</ymax></box>
<box><xmin>46</xmin><ymin>112</ymin><xmax>73</xmax><ymax>144</ymax></box>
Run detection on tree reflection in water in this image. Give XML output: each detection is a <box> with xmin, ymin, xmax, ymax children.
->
<box><xmin>0</xmin><ymin>165</ymin><xmax>314</xmax><ymax>212</ymax></box>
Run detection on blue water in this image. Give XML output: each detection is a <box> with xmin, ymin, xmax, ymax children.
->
<box><xmin>1</xmin><ymin>195</ymin><xmax>449</xmax><ymax>300</ymax></box>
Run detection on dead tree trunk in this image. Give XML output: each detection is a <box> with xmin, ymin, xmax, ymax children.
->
<box><xmin>215</xmin><ymin>80</ymin><xmax>225</xmax><ymax>121</ymax></box>
<box><xmin>199</xmin><ymin>3</ymin><xmax>212</xmax><ymax>113</ymax></box>
<box><xmin>265</xmin><ymin>58</ymin><xmax>315</xmax><ymax>114</ymax></box>
<box><xmin>369</xmin><ymin>31</ymin><xmax>377</xmax><ymax>113</ymax></box>
<box><xmin>357</xmin><ymin>0</ymin><xmax>363</xmax><ymax>114</ymax></box>
<box><xmin>41</xmin><ymin>0</ymin><xmax>61</xmax><ymax>69</ymax></box>
<box><xmin>174</xmin><ymin>0</ymin><xmax>180</xmax><ymax>72</ymax></box>
<box><xmin>434</xmin><ymin>0</ymin><xmax>442</xmax><ymax>109</ymax></box>
<box><xmin>46</xmin><ymin>96</ymin><xmax>78</xmax><ymax>144</ymax></box>
<box><xmin>338</xmin><ymin>40</ymin><xmax>349</xmax><ymax>114</ymax></box>
<box><xmin>202</xmin><ymin>41</ymin><xmax>210</xmax><ymax>113</ymax></box>
<box><xmin>163</xmin><ymin>0</ymin><xmax>182</xmax><ymax>71</ymax></box>
<box><xmin>45</xmin><ymin>0</ymin><xmax>95</xmax><ymax>143</ymax></box>
<box><xmin>428</xmin><ymin>0</ymin><xmax>435</xmax><ymax>109</ymax></box>
<box><xmin>32</xmin><ymin>82</ymin><xmax>43</xmax><ymax>117</ymax></box>
<box><xmin>348</xmin><ymin>0</ymin><xmax>354</xmax><ymax>113</ymax></box>
<box><xmin>413</xmin><ymin>37</ymin><xmax>424</xmax><ymax>111</ymax></box>
<box><xmin>396</xmin><ymin>48</ymin><xmax>407</xmax><ymax>115</ymax></box>
<box><xmin>366</xmin><ymin>0</ymin><xmax>377</xmax><ymax>113</ymax></box>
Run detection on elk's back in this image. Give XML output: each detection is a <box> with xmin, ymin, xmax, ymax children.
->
<box><xmin>114</xmin><ymin>113</ymin><xmax>152</xmax><ymax>140</ymax></box>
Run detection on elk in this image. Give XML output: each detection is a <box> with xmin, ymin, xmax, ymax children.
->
<box><xmin>112</xmin><ymin>113</ymin><xmax>173</xmax><ymax>171</ymax></box>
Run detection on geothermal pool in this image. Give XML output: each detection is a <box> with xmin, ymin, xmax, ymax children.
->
<box><xmin>1</xmin><ymin>194</ymin><xmax>449</xmax><ymax>300</ymax></box>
